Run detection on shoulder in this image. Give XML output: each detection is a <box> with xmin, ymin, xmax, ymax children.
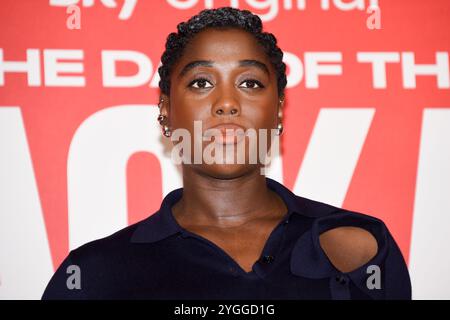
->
<box><xmin>290</xmin><ymin>195</ymin><xmax>411</xmax><ymax>299</ymax></box>
<box><xmin>69</xmin><ymin>221</ymin><xmax>141</xmax><ymax>263</ymax></box>
<box><xmin>49</xmin><ymin>218</ymin><xmax>150</xmax><ymax>283</ymax></box>
<box><xmin>42</xmin><ymin>220</ymin><xmax>150</xmax><ymax>299</ymax></box>
<box><xmin>294</xmin><ymin>195</ymin><xmax>379</xmax><ymax>272</ymax></box>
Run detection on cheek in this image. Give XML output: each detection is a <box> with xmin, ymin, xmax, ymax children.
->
<box><xmin>170</xmin><ymin>90</ymin><xmax>210</xmax><ymax>128</ymax></box>
<box><xmin>171</xmin><ymin>104</ymin><xmax>211</xmax><ymax>133</ymax></box>
<box><xmin>242</xmin><ymin>102</ymin><xmax>278</xmax><ymax>129</ymax></box>
<box><xmin>241</xmin><ymin>88</ymin><xmax>279</xmax><ymax>128</ymax></box>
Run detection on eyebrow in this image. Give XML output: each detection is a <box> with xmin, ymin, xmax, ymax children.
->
<box><xmin>178</xmin><ymin>59</ymin><xmax>270</xmax><ymax>78</ymax></box>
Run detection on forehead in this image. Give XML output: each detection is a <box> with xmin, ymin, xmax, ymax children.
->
<box><xmin>172</xmin><ymin>28</ymin><xmax>274</xmax><ymax>73</ymax></box>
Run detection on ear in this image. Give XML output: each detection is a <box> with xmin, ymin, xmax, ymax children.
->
<box><xmin>158</xmin><ymin>94</ymin><xmax>170</xmax><ymax>118</ymax></box>
<box><xmin>277</xmin><ymin>96</ymin><xmax>285</xmax><ymax>119</ymax></box>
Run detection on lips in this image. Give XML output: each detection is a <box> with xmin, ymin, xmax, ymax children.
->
<box><xmin>203</xmin><ymin>123</ymin><xmax>246</xmax><ymax>145</ymax></box>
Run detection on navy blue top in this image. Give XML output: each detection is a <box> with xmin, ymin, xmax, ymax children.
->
<box><xmin>42</xmin><ymin>178</ymin><xmax>411</xmax><ymax>300</ymax></box>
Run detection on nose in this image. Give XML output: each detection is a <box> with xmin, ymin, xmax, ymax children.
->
<box><xmin>212</xmin><ymin>91</ymin><xmax>240</xmax><ymax>117</ymax></box>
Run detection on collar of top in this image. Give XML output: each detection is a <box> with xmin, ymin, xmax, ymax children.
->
<box><xmin>130</xmin><ymin>177</ymin><xmax>331</xmax><ymax>244</ymax></box>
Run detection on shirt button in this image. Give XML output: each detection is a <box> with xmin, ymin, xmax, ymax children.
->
<box><xmin>335</xmin><ymin>275</ymin><xmax>348</xmax><ymax>285</ymax></box>
<box><xmin>262</xmin><ymin>255</ymin><xmax>275</xmax><ymax>264</ymax></box>
<box><xmin>178</xmin><ymin>232</ymin><xmax>188</xmax><ymax>239</ymax></box>
<box><xmin>228</xmin><ymin>266</ymin><xmax>238</xmax><ymax>275</ymax></box>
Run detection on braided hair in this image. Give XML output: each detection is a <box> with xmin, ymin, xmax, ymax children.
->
<box><xmin>158</xmin><ymin>7</ymin><xmax>287</xmax><ymax>99</ymax></box>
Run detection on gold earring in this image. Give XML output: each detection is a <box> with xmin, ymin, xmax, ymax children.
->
<box><xmin>276</xmin><ymin>99</ymin><xmax>284</xmax><ymax>136</ymax></box>
<box><xmin>157</xmin><ymin>106</ymin><xmax>171</xmax><ymax>137</ymax></box>
<box><xmin>162</xmin><ymin>125</ymin><xmax>171</xmax><ymax>137</ymax></box>
<box><xmin>157</xmin><ymin>117</ymin><xmax>171</xmax><ymax>137</ymax></box>
<box><xmin>276</xmin><ymin>122</ymin><xmax>283</xmax><ymax>136</ymax></box>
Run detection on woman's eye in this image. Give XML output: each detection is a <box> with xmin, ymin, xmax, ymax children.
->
<box><xmin>239</xmin><ymin>79</ymin><xmax>264</xmax><ymax>89</ymax></box>
<box><xmin>189</xmin><ymin>78</ymin><xmax>213</xmax><ymax>89</ymax></box>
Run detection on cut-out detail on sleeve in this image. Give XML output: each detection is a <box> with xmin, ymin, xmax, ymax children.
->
<box><xmin>290</xmin><ymin>210</ymin><xmax>411</xmax><ymax>300</ymax></box>
<box><xmin>319</xmin><ymin>226</ymin><xmax>378</xmax><ymax>273</ymax></box>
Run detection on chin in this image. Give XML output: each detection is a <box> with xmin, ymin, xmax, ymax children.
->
<box><xmin>194</xmin><ymin>163</ymin><xmax>261</xmax><ymax>180</ymax></box>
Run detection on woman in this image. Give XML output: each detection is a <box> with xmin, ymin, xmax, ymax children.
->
<box><xmin>42</xmin><ymin>7</ymin><xmax>411</xmax><ymax>300</ymax></box>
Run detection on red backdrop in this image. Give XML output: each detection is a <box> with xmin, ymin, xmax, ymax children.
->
<box><xmin>1</xmin><ymin>0</ymin><xmax>449</xmax><ymax>299</ymax></box>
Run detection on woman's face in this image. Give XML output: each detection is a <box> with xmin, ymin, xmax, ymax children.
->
<box><xmin>161</xmin><ymin>28</ymin><xmax>283</xmax><ymax>179</ymax></box>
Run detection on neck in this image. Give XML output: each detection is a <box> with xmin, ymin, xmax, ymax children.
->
<box><xmin>172</xmin><ymin>167</ymin><xmax>286</xmax><ymax>229</ymax></box>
